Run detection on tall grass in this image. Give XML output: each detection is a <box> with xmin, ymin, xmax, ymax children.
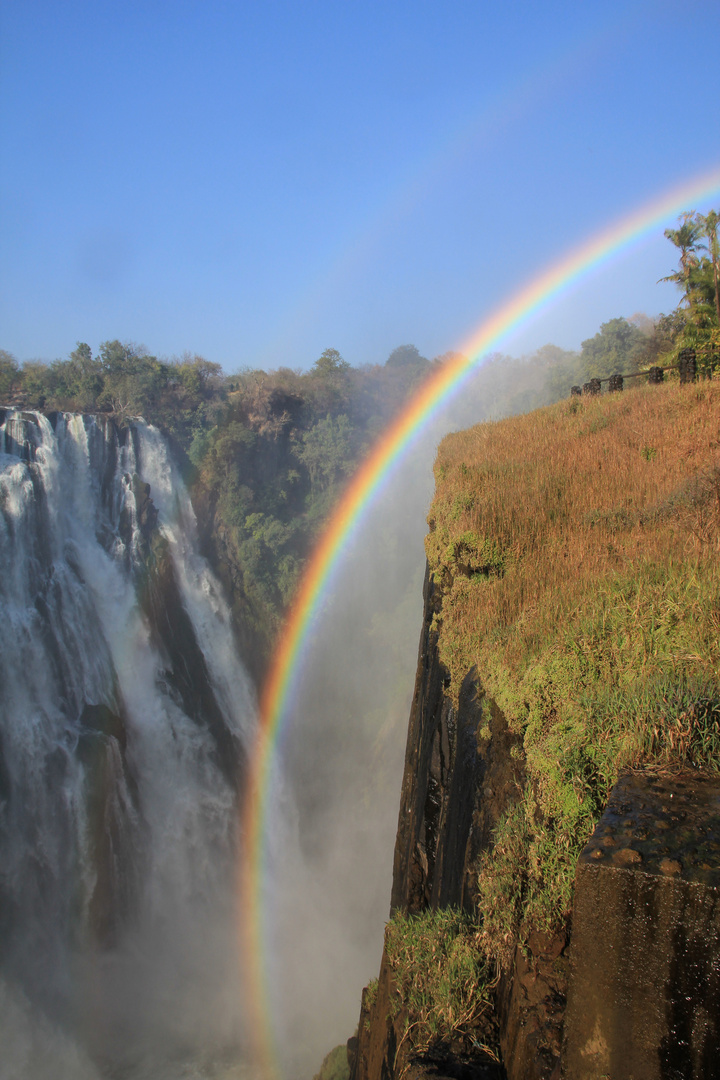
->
<box><xmin>384</xmin><ymin>909</ymin><xmax>499</xmax><ymax>1059</ymax></box>
<box><xmin>425</xmin><ymin>381</ymin><xmax>720</xmax><ymax>957</ymax></box>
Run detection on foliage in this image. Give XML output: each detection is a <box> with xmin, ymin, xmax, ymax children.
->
<box><xmin>313</xmin><ymin>347</ymin><xmax>351</xmax><ymax>377</ymax></box>
<box><xmin>385</xmin><ymin>908</ymin><xmax>498</xmax><ymax>1057</ymax></box>
<box><xmin>294</xmin><ymin>413</ymin><xmax>354</xmax><ymax>492</ymax></box>
<box><xmin>365</xmin><ymin>977</ymin><xmax>379</xmax><ymax>1012</ymax></box>
<box><xmin>0</xmin><ymin>349</ymin><xmax>19</xmax><ymax>398</ymax></box>
<box><xmin>580</xmin><ymin>317</ymin><xmax>647</xmax><ymax>380</ymax></box>
<box><xmin>658</xmin><ymin>209</ymin><xmax>720</xmax><ymax>362</ymax></box>
<box><xmin>313</xmin><ymin>1044</ymin><xmax>350</xmax><ymax>1080</ymax></box>
<box><xmin>425</xmin><ymin>382</ymin><xmax>720</xmax><ymax>959</ymax></box>
<box><xmin>364</xmin><ymin>978</ymin><xmax>379</xmax><ymax>1032</ymax></box>
<box><xmin>386</xmin><ymin>344</ymin><xmax>430</xmax><ymax>371</ymax></box>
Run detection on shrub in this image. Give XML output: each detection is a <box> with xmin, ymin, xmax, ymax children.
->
<box><xmin>385</xmin><ymin>908</ymin><xmax>498</xmax><ymax>1057</ymax></box>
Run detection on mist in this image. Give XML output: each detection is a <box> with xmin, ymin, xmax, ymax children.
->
<box><xmin>264</xmin><ymin>353</ymin><xmax>554</xmax><ymax>1077</ymax></box>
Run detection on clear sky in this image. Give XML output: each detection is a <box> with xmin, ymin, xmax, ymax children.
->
<box><xmin>1</xmin><ymin>0</ymin><xmax>719</xmax><ymax>371</ymax></box>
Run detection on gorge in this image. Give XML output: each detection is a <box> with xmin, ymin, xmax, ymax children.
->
<box><xmin>4</xmin><ymin>375</ymin><xmax>720</xmax><ymax>1080</ymax></box>
<box><xmin>352</xmin><ymin>379</ymin><xmax>720</xmax><ymax>1078</ymax></box>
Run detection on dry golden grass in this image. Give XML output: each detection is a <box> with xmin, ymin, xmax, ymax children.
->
<box><xmin>427</xmin><ymin>380</ymin><xmax>720</xmax><ymax>688</ymax></box>
<box><xmin>424</xmin><ymin>379</ymin><xmax>720</xmax><ymax>953</ymax></box>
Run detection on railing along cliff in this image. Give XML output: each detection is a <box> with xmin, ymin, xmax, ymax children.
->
<box><xmin>569</xmin><ymin>344</ymin><xmax>719</xmax><ymax>397</ymax></box>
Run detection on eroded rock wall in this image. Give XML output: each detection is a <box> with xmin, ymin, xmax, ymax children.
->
<box><xmin>390</xmin><ymin>568</ymin><xmax>525</xmax><ymax>916</ymax></box>
<box><xmin>353</xmin><ymin>565</ymin><xmax>564</xmax><ymax>1080</ymax></box>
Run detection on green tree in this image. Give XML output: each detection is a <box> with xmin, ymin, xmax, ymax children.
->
<box><xmin>661</xmin><ymin>212</ymin><xmax>703</xmax><ymax>309</ymax></box>
<box><xmin>580</xmin><ymin>317</ymin><xmax>646</xmax><ymax>380</ymax></box>
<box><xmin>58</xmin><ymin>342</ymin><xmax>104</xmax><ymax>409</ymax></box>
<box><xmin>537</xmin><ymin>343</ymin><xmax>583</xmax><ymax>401</ymax></box>
<box><xmin>312</xmin><ymin>348</ymin><xmax>350</xmax><ymax>377</ymax></box>
<box><xmin>698</xmin><ymin>210</ymin><xmax>720</xmax><ymax>325</ymax></box>
<box><xmin>98</xmin><ymin>339</ymin><xmax>167</xmax><ymax>418</ymax></box>
<box><xmin>385</xmin><ymin>344</ymin><xmax>429</xmax><ymax>370</ymax></box>
<box><xmin>19</xmin><ymin>360</ymin><xmax>55</xmax><ymax>408</ymax></box>
<box><xmin>294</xmin><ymin>413</ymin><xmax>353</xmax><ymax>491</ymax></box>
<box><xmin>0</xmin><ymin>349</ymin><xmax>19</xmax><ymax>400</ymax></box>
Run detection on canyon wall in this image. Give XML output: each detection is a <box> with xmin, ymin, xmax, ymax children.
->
<box><xmin>349</xmin><ymin>384</ymin><xmax>720</xmax><ymax>1080</ymax></box>
<box><xmin>351</xmin><ymin>567</ymin><xmax>566</xmax><ymax>1080</ymax></box>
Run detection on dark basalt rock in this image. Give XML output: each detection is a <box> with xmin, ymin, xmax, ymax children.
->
<box><xmin>563</xmin><ymin>768</ymin><xmax>720</xmax><ymax>1078</ymax></box>
<box><xmin>140</xmin><ymin>532</ymin><xmax>246</xmax><ymax>792</ymax></box>
<box><xmin>77</xmin><ymin>703</ymin><xmax>139</xmax><ymax>946</ymax></box>
<box><xmin>391</xmin><ymin>568</ymin><xmax>524</xmax><ymax>917</ymax></box>
<box><xmin>355</xmin><ymin>565</ymin><xmax>533</xmax><ymax>1080</ymax></box>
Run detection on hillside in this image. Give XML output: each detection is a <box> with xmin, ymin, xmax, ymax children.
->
<box><xmin>352</xmin><ymin>378</ymin><xmax>720</xmax><ymax>1079</ymax></box>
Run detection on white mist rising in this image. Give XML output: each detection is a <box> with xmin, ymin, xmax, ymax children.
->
<box><xmin>263</xmin><ymin>355</ymin><xmax>549</xmax><ymax>1079</ymax></box>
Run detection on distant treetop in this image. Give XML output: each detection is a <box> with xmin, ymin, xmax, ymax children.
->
<box><xmin>313</xmin><ymin>348</ymin><xmax>350</xmax><ymax>376</ymax></box>
<box><xmin>386</xmin><ymin>344</ymin><xmax>429</xmax><ymax>369</ymax></box>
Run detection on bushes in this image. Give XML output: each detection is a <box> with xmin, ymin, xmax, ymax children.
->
<box><xmin>385</xmin><ymin>908</ymin><xmax>498</xmax><ymax>1057</ymax></box>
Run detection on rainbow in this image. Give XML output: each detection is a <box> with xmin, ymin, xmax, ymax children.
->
<box><xmin>240</xmin><ymin>166</ymin><xmax>720</xmax><ymax>1076</ymax></box>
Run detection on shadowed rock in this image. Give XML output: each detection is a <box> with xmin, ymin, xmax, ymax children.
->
<box><xmin>563</xmin><ymin>768</ymin><xmax>720</xmax><ymax>1078</ymax></box>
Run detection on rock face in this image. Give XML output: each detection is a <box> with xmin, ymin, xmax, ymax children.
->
<box><xmin>352</xmin><ymin>567</ymin><xmax>564</xmax><ymax>1080</ymax></box>
<box><xmin>391</xmin><ymin>570</ymin><xmax>525</xmax><ymax>918</ymax></box>
<box><xmin>563</xmin><ymin>769</ymin><xmax>720</xmax><ymax>1078</ymax></box>
<box><xmin>354</xmin><ymin>573</ymin><xmax>720</xmax><ymax>1080</ymax></box>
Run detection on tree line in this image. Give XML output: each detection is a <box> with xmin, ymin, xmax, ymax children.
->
<box><xmin>1</xmin><ymin>212</ymin><xmax>716</xmax><ymax>673</ymax></box>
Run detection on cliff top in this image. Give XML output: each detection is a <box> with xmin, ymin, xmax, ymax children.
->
<box><xmin>424</xmin><ymin>379</ymin><xmax>720</xmax><ymax>954</ymax></box>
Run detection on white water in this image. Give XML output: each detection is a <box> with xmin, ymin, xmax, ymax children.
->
<box><xmin>0</xmin><ymin>410</ymin><xmax>256</xmax><ymax>1078</ymax></box>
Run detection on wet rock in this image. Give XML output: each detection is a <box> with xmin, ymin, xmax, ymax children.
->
<box><xmin>391</xmin><ymin>569</ymin><xmax>525</xmax><ymax>916</ymax></box>
<box><xmin>563</xmin><ymin>768</ymin><xmax>720</xmax><ymax>1078</ymax></box>
<box><xmin>660</xmin><ymin>858</ymin><xmax>682</xmax><ymax>877</ymax></box>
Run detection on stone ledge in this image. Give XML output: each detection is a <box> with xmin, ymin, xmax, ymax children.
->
<box><xmin>563</xmin><ymin>767</ymin><xmax>720</xmax><ymax>1079</ymax></box>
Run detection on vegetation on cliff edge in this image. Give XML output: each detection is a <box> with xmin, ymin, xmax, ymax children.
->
<box><xmin>6</xmin><ymin>212</ymin><xmax>717</xmax><ymax>680</ymax></box>
<box><xmin>425</xmin><ymin>378</ymin><xmax>720</xmax><ymax>962</ymax></box>
<box><xmin>384</xmin><ymin>908</ymin><xmax>499</xmax><ymax>1059</ymax></box>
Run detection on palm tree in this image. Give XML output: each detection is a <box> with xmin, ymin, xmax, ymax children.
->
<box><xmin>698</xmin><ymin>210</ymin><xmax>720</xmax><ymax>325</ymax></box>
<box><xmin>660</xmin><ymin>212</ymin><xmax>703</xmax><ymax>308</ymax></box>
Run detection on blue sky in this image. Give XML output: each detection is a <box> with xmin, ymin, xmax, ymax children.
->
<box><xmin>1</xmin><ymin>0</ymin><xmax>719</xmax><ymax>371</ymax></box>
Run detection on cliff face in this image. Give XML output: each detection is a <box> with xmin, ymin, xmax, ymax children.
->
<box><xmin>391</xmin><ymin>569</ymin><xmax>524</xmax><ymax>918</ymax></box>
<box><xmin>352</xmin><ymin>384</ymin><xmax>720</xmax><ymax>1080</ymax></box>
<box><xmin>352</xmin><ymin>566</ymin><xmax>566</xmax><ymax>1080</ymax></box>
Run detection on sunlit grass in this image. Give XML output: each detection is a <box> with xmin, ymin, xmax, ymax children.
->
<box><xmin>384</xmin><ymin>908</ymin><xmax>499</xmax><ymax>1059</ymax></box>
<box><xmin>425</xmin><ymin>380</ymin><xmax>720</xmax><ymax>956</ymax></box>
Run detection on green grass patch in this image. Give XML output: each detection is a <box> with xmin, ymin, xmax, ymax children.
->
<box><xmin>475</xmin><ymin>558</ymin><xmax>720</xmax><ymax>958</ymax></box>
<box><xmin>313</xmin><ymin>1044</ymin><xmax>350</xmax><ymax>1080</ymax></box>
<box><xmin>385</xmin><ymin>908</ymin><xmax>498</xmax><ymax>1057</ymax></box>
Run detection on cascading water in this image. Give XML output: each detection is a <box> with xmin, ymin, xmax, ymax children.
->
<box><xmin>0</xmin><ymin>409</ymin><xmax>257</xmax><ymax>1079</ymax></box>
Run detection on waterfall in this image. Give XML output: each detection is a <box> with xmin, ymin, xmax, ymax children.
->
<box><xmin>0</xmin><ymin>409</ymin><xmax>256</xmax><ymax>1078</ymax></box>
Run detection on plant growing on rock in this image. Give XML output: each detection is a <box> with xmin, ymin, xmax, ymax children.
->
<box><xmin>384</xmin><ymin>908</ymin><xmax>499</xmax><ymax>1059</ymax></box>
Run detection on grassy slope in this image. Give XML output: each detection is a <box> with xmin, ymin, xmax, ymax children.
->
<box><xmin>425</xmin><ymin>380</ymin><xmax>720</xmax><ymax>959</ymax></box>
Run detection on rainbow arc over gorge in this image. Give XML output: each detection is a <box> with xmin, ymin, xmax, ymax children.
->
<box><xmin>240</xmin><ymin>166</ymin><xmax>720</xmax><ymax>1077</ymax></box>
